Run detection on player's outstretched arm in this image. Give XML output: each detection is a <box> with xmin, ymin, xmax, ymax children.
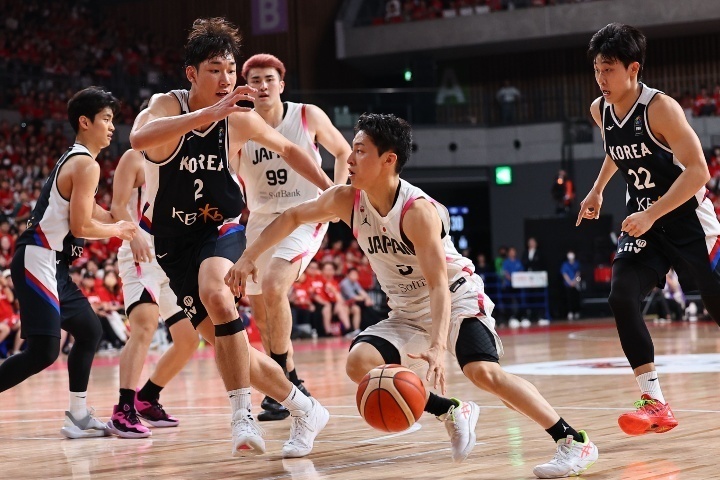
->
<box><xmin>306</xmin><ymin>104</ymin><xmax>351</xmax><ymax>185</ymax></box>
<box><xmin>130</xmin><ymin>87</ymin><xmax>255</xmax><ymax>153</ymax></box>
<box><xmin>110</xmin><ymin>149</ymin><xmax>152</xmax><ymax>263</ymax></box>
<box><xmin>236</xmin><ymin>110</ymin><xmax>333</xmax><ymax>190</ymax></box>
<box><xmin>69</xmin><ymin>156</ymin><xmax>136</xmax><ymax>241</ymax></box>
<box><xmin>225</xmin><ymin>185</ymin><xmax>354</xmax><ymax>296</ymax></box>
<box><xmin>404</xmin><ymin>199</ymin><xmax>450</xmax><ymax>395</ymax></box>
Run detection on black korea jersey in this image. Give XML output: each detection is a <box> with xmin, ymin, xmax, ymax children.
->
<box><xmin>142</xmin><ymin>90</ymin><xmax>245</xmax><ymax>238</ymax></box>
<box><xmin>601</xmin><ymin>83</ymin><xmax>705</xmax><ymax>225</ymax></box>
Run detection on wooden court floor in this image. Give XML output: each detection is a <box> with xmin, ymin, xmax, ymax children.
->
<box><xmin>1</xmin><ymin>318</ymin><xmax>719</xmax><ymax>479</ymax></box>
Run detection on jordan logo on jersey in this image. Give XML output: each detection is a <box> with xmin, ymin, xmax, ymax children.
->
<box><xmin>366</xmin><ymin>235</ymin><xmax>413</xmax><ymax>256</ymax></box>
<box><xmin>361</xmin><ymin>216</ymin><xmax>371</xmax><ymax>227</ymax></box>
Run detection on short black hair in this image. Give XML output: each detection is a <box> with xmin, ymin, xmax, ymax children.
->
<box><xmin>588</xmin><ymin>23</ymin><xmax>647</xmax><ymax>76</ymax></box>
<box><xmin>67</xmin><ymin>87</ymin><xmax>120</xmax><ymax>134</ymax></box>
<box><xmin>355</xmin><ymin>113</ymin><xmax>412</xmax><ymax>174</ymax></box>
<box><xmin>185</xmin><ymin>17</ymin><xmax>242</xmax><ymax>69</ymax></box>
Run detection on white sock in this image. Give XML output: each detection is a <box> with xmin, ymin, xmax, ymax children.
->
<box><xmin>228</xmin><ymin>388</ymin><xmax>252</xmax><ymax>416</ymax></box>
<box><xmin>280</xmin><ymin>385</ymin><xmax>313</xmax><ymax>415</ymax></box>
<box><xmin>69</xmin><ymin>391</ymin><xmax>87</xmax><ymax>418</ymax></box>
<box><xmin>636</xmin><ymin>371</ymin><xmax>665</xmax><ymax>404</ymax></box>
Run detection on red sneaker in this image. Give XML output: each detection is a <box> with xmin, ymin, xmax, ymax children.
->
<box><xmin>618</xmin><ymin>394</ymin><xmax>678</xmax><ymax>436</ymax></box>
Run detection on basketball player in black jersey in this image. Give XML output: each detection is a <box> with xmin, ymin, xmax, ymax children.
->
<box><xmin>0</xmin><ymin>87</ymin><xmax>136</xmax><ymax>438</ymax></box>
<box><xmin>578</xmin><ymin>23</ymin><xmax>720</xmax><ymax>436</ymax></box>
<box><xmin>130</xmin><ymin>18</ymin><xmax>331</xmax><ymax>457</ymax></box>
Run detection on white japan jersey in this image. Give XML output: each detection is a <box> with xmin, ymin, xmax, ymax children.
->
<box><xmin>239</xmin><ymin>102</ymin><xmax>322</xmax><ymax>214</ymax></box>
<box><xmin>118</xmin><ymin>184</ymin><xmax>153</xmax><ymax>257</ymax></box>
<box><xmin>350</xmin><ymin>180</ymin><xmax>481</xmax><ymax>320</ymax></box>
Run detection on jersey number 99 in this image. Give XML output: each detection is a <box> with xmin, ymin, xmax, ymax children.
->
<box><xmin>266</xmin><ymin>169</ymin><xmax>288</xmax><ymax>186</ymax></box>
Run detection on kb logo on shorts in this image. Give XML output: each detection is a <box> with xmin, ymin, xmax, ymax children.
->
<box><xmin>636</xmin><ymin>239</ymin><xmax>647</xmax><ymax>248</ymax></box>
<box><xmin>184</xmin><ymin>296</ymin><xmax>193</xmax><ymax>307</ymax></box>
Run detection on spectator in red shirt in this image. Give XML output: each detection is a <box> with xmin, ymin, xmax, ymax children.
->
<box><xmin>0</xmin><ymin>236</ymin><xmax>13</xmax><ymax>269</ymax></box>
<box><xmin>313</xmin><ymin>262</ymin><xmax>351</xmax><ymax>336</ymax></box>
<box><xmin>0</xmin><ymin>272</ymin><xmax>20</xmax><ymax>354</ymax></box>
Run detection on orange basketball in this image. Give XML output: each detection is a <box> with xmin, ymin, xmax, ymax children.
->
<box><xmin>356</xmin><ymin>364</ymin><xmax>426</xmax><ymax>432</ymax></box>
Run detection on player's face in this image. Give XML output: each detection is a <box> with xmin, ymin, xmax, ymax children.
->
<box><xmin>348</xmin><ymin>130</ymin><xmax>387</xmax><ymax>190</ymax></box>
<box><xmin>246</xmin><ymin>67</ymin><xmax>284</xmax><ymax>107</ymax></box>
<box><xmin>86</xmin><ymin>107</ymin><xmax>115</xmax><ymax>148</ymax></box>
<box><xmin>593</xmin><ymin>55</ymin><xmax>638</xmax><ymax>104</ymax></box>
<box><xmin>191</xmin><ymin>54</ymin><xmax>237</xmax><ymax>105</ymax></box>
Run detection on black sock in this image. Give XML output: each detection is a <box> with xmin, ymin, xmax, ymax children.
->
<box><xmin>287</xmin><ymin>368</ymin><xmax>300</xmax><ymax>385</ymax></box>
<box><xmin>138</xmin><ymin>380</ymin><xmax>163</xmax><ymax>403</ymax></box>
<box><xmin>119</xmin><ymin>388</ymin><xmax>136</xmax><ymax>408</ymax></box>
<box><xmin>424</xmin><ymin>393</ymin><xmax>458</xmax><ymax>416</ymax></box>
<box><xmin>546</xmin><ymin>418</ymin><xmax>583</xmax><ymax>443</ymax></box>
<box><xmin>270</xmin><ymin>351</ymin><xmax>288</xmax><ymax>373</ymax></box>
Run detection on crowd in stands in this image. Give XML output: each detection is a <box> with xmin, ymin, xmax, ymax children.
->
<box><xmin>371</xmin><ymin>0</ymin><xmax>603</xmax><ymax>26</ymax></box>
<box><xmin>0</xmin><ymin>0</ymin><xmax>183</xmax><ymax>124</ymax></box>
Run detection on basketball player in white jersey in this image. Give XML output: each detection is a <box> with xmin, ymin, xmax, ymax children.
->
<box><xmin>106</xmin><ymin>148</ymin><xmax>201</xmax><ymax>438</ymax></box>
<box><xmin>0</xmin><ymin>87</ymin><xmax>136</xmax><ymax>438</ymax></box>
<box><xmin>239</xmin><ymin>54</ymin><xmax>350</xmax><ymax>421</ymax></box>
<box><xmin>130</xmin><ymin>18</ymin><xmax>330</xmax><ymax>457</ymax></box>
<box><xmin>227</xmin><ymin>113</ymin><xmax>599</xmax><ymax>478</ymax></box>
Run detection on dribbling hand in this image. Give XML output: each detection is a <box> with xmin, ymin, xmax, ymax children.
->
<box><xmin>408</xmin><ymin>346</ymin><xmax>447</xmax><ymax>395</ymax></box>
<box><xmin>203</xmin><ymin>85</ymin><xmax>257</xmax><ymax>122</ymax></box>
<box><xmin>224</xmin><ymin>256</ymin><xmax>257</xmax><ymax>298</ymax></box>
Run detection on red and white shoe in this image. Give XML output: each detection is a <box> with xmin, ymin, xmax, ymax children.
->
<box><xmin>135</xmin><ymin>393</ymin><xmax>179</xmax><ymax>428</ymax></box>
<box><xmin>618</xmin><ymin>394</ymin><xmax>678</xmax><ymax>436</ymax></box>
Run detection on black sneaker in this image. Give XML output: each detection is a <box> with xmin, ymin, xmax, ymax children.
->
<box><xmin>258</xmin><ymin>396</ymin><xmax>290</xmax><ymax>421</ymax></box>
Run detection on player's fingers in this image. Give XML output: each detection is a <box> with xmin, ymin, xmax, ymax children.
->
<box><xmin>576</xmin><ymin>208</ymin><xmax>584</xmax><ymax>226</ymax></box>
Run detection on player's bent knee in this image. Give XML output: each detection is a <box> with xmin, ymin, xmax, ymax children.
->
<box><xmin>462</xmin><ymin>361</ymin><xmax>503</xmax><ymax>392</ymax></box>
<box><xmin>214</xmin><ymin>317</ymin><xmax>245</xmax><ymax>337</ymax></box>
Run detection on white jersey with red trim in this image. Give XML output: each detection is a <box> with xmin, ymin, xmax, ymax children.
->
<box><xmin>118</xmin><ymin>184</ymin><xmax>154</xmax><ymax>258</ymax></box>
<box><xmin>238</xmin><ymin>102</ymin><xmax>322</xmax><ymax>214</ymax></box>
<box><xmin>351</xmin><ymin>179</ymin><xmax>492</xmax><ymax>321</ymax></box>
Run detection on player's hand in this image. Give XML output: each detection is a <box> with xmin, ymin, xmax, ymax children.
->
<box><xmin>115</xmin><ymin>221</ymin><xmax>137</xmax><ymax>241</ymax></box>
<box><xmin>130</xmin><ymin>235</ymin><xmax>152</xmax><ymax>263</ymax></box>
<box><xmin>224</xmin><ymin>256</ymin><xmax>258</xmax><ymax>298</ymax></box>
<box><xmin>408</xmin><ymin>346</ymin><xmax>447</xmax><ymax>395</ymax></box>
<box><xmin>622</xmin><ymin>211</ymin><xmax>654</xmax><ymax>238</ymax></box>
<box><xmin>576</xmin><ymin>190</ymin><xmax>603</xmax><ymax>226</ymax></box>
<box><xmin>203</xmin><ymin>85</ymin><xmax>257</xmax><ymax>122</ymax></box>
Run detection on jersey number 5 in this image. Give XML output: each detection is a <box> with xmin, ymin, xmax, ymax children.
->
<box><xmin>627</xmin><ymin>167</ymin><xmax>655</xmax><ymax>190</ymax></box>
<box><xmin>266</xmin><ymin>169</ymin><xmax>287</xmax><ymax>186</ymax></box>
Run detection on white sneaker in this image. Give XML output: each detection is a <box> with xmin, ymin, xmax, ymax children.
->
<box><xmin>60</xmin><ymin>408</ymin><xmax>111</xmax><ymax>439</ymax></box>
<box><xmin>508</xmin><ymin>318</ymin><xmax>521</xmax><ymax>328</ymax></box>
<box><xmin>231</xmin><ymin>409</ymin><xmax>266</xmax><ymax>457</ymax></box>
<box><xmin>282</xmin><ymin>398</ymin><xmax>330</xmax><ymax>458</ymax></box>
<box><xmin>533</xmin><ymin>430</ymin><xmax>598</xmax><ymax>478</ymax></box>
<box><xmin>538</xmin><ymin>318</ymin><xmax>551</xmax><ymax>326</ymax></box>
<box><xmin>439</xmin><ymin>399</ymin><xmax>479</xmax><ymax>463</ymax></box>
<box><xmin>520</xmin><ymin>318</ymin><xmax>532</xmax><ymax>328</ymax></box>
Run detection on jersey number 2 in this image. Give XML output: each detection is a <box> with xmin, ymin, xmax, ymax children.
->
<box><xmin>194</xmin><ymin>179</ymin><xmax>204</xmax><ymax>200</ymax></box>
<box><xmin>628</xmin><ymin>167</ymin><xmax>655</xmax><ymax>190</ymax></box>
